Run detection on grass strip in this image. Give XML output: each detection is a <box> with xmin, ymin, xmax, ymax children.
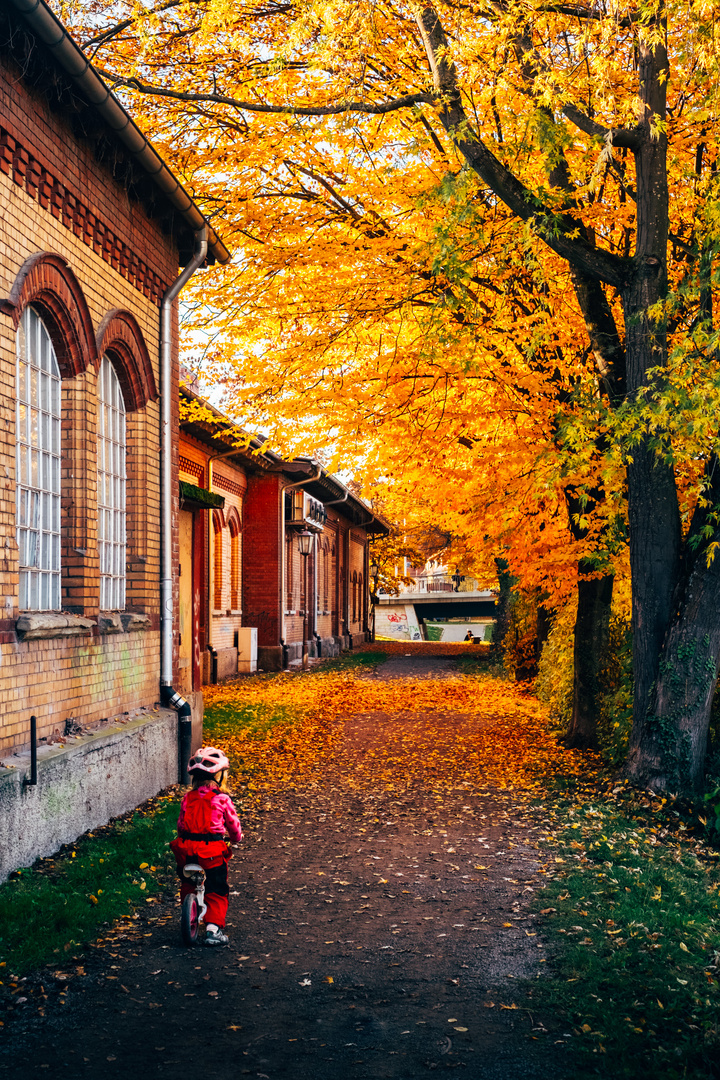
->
<box><xmin>319</xmin><ymin>649</ymin><xmax>388</xmax><ymax>671</ymax></box>
<box><xmin>203</xmin><ymin>699</ymin><xmax>298</xmax><ymax>742</ymax></box>
<box><xmin>0</xmin><ymin>793</ymin><xmax>180</xmax><ymax>978</ymax></box>
<box><xmin>530</xmin><ymin>788</ymin><xmax>720</xmax><ymax>1078</ymax></box>
<box><xmin>0</xmin><ymin>690</ymin><xmax>299</xmax><ymax>981</ymax></box>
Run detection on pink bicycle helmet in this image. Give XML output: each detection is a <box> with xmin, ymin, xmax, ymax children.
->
<box><xmin>187</xmin><ymin>746</ymin><xmax>229</xmax><ymax>775</ymax></box>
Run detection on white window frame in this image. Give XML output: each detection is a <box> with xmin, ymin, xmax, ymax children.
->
<box><xmin>98</xmin><ymin>355</ymin><xmax>127</xmax><ymax>611</ymax></box>
<box><xmin>16</xmin><ymin>306</ymin><xmax>62</xmax><ymax>612</ymax></box>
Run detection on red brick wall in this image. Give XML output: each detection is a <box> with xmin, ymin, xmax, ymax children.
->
<box><xmin>0</xmin><ymin>56</ymin><xmax>177</xmax><ymax>302</ymax></box>
<box><xmin>242</xmin><ymin>474</ymin><xmax>283</xmax><ymax>646</ymax></box>
<box><xmin>0</xmin><ymin>58</ymin><xmax>181</xmax><ymax>752</ymax></box>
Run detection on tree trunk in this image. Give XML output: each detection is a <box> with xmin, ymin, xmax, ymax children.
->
<box><xmin>565</xmin><ymin>569</ymin><xmax>613</xmax><ymax>749</ymax></box>
<box><xmin>619</xmin><ymin>20</ymin><xmax>687</xmax><ymax>783</ymax></box>
<box><xmin>627</xmin><ymin>552</ymin><xmax>720</xmax><ymax>791</ymax></box>
<box><xmin>624</xmin><ymin>437</ymin><xmax>682</xmax><ymax>729</ymax></box>
<box><xmin>491</xmin><ymin>557</ymin><xmax>513</xmax><ymax>659</ymax></box>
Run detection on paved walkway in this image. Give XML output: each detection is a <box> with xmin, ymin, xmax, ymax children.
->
<box><xmin>3</xmin><ymin>659</ymin><xmax>565</xmax><ymax>1079</ymax></box>
<box><xmin>362</xmin><ymin>652</ymin><xmax>462</xmax><ymax>680</ymax></box>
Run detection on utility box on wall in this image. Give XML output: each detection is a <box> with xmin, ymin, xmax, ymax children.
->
<box><xmin>237</xmin><ymin>627</ymin><xmax>258</xmax><ymax>673</ymax></box>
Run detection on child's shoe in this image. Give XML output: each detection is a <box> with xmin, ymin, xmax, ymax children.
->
<box><xmin>204</xmin><ymin>927</ymin><xmax>229</xmax><ymax>947</ymax></box>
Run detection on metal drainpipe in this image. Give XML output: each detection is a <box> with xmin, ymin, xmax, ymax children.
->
<box><xmin>159</xmin><ymin>227</ymin><xmax>208</xmax><ymax>782</ymax></box>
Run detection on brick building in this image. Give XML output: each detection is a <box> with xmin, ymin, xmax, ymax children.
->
<box><xmin>180</xmin><ymin>387</ymin><xmax>389</xmax><ymax>679</ymax></box>
<box><xmin>0</xmin><ymin>1</ymin><xmax>228</xmax><ymax>878</ymax></box>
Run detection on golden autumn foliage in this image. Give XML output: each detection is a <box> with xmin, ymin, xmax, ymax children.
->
<box><xmin>57</xmin><ymin>1</ymin><xmax>720</xmax><ymax>541</ymax></box>
<box><xmin>204</xmin><ymin>646</ymin><xmax>598</xmax><ymax>800</ymax></box>
<box><xmin>52</xmin><ymin>0</ymin><xmax>640</xmax><ymax>598</ymax></box>
<box><xmin>56</xmin><ymin>0</ymin><xmax>720</xmax><ymax>784</ymax></box>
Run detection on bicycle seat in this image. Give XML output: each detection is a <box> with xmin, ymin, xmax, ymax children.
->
<box><xmin>182</xmin><ymin>863</ymin><xmax>205</xmax><ymax>878</ymax></box>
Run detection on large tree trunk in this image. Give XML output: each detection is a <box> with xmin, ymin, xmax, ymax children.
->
<box><xmin>624</xmin><ymin>438</ymin><xmax>682</xmax><ymax>730</ymax></box>
<box><xmin>627</xmin><ymin>553</ymin><xmax>720</xmax><ymax>791</ymax></box>
<box><xmin>627</xmin><ymin>459</ymin><xmax>720</xmax><ymax>790</ymax></box>
<box><xmin>620</xmin><ymin>21</ymin><xmax>689</xmax><ymax>783</ymax></box>
<box><xmin>565</xmin><ymin>569</ymin><xmax>613</xmax><ymax>749</ymax></box>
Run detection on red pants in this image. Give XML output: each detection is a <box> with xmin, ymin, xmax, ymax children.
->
<box><xmin>175</xmin><ymin>853</ymin><xmax>230</xmax><ymax>928</ymax></box>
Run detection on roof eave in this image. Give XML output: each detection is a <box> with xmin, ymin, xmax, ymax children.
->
<box><xmin>10</xmin><ymin>0</ymin><xmax>230</xmax><ymax>266</ymax></box>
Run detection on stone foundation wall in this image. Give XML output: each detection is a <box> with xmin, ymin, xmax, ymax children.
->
<box><xmin>0</xmin><ymin>706</ymin><xmax>182</xmax><ymax>882</ymax></box>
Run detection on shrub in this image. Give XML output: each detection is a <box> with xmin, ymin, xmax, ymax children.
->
<box><xmin>596</xmin><ymin>614</ymin><xmax>634</xmax><ymax>767</ymax></box>
<box><xmin>535</xmin><ymin>602</ymin><xmax>575</xmax><ymax>730</ymax></box>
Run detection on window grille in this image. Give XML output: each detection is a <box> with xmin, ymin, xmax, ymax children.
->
<box><xmin>98</xmin><ymin>356</ymin><xmax>127</xmax><ymax>610</ymax></box>
<box><xmin>16</xmin><ymin>307</ymin><xmax>61</xmax><ymax>611</ymax></box>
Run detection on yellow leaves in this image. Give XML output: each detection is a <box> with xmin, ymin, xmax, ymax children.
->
<box><xmin>88</xmin><ymin>895</ymin><xmax>98</xmax><ymax>905</ymax></box>
<box><xmin>204</xmin><ymin>648</ymin><xmax>596</xmax><ymax>806</ymax></box>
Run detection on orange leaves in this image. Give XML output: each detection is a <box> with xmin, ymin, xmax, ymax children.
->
<box><xmin>204</xmin><ymin>659</ymin><xmax>597</xmax><ymax>802</ymax></box>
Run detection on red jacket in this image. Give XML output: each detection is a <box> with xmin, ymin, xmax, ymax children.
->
<box><xmin>170</xmin><ymin>783</ymin><xmax>243</xmax><ymax>863</ymax></box>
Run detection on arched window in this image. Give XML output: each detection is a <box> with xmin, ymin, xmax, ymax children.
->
<box><xmin>213</xmin><ymin>512</ymin><xmax>224</xmax><ymax>610</ymax></box>
<box><xmin>229</xmin><ymin>514</ymin><xmax>241</xmax><ymax>611</ymax></box>
<box><xmin>98</xmin><ymin>356</ymin><xmax>127</xmax><ymax>610</ymax></box>
<box><xmin>16</xmin><ymin>307</ymin><xmax>62</xmax><ymax>611</ymax></box>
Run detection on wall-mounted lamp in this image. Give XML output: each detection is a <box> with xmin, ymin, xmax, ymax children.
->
<box><xmin>297</xmin><ymin>530</ymin><xmax>314</xmax><ymax>557</ymax></box>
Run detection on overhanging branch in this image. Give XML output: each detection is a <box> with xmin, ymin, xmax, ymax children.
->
<box><xmin>98</xmin><ymin>70</ymin><xmax>432</xmax><ymax>116</ymax></box>
<box><xmin>563</xmin><ymin>104</ymin><xmax>643</xmax><ymax>150</ymax></box>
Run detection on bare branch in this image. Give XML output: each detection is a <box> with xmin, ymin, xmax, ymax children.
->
<box><xmin>534</xmin><ymin>3</ymin><xmax>638</xmax><ymax>25</ymax></box>
<box><xmin>82</xmin><ymin>0</ymin><xmax>194</xmax><ymax>49</ymax></box>
<box><xmin>97</xmin><ymin>69</ymin><xmax>431</xmax><ymax>116</ymax></box>
<box><xmin>563</xmin><ymin>104</ymin><xmax>643</xmax><ymax>149</ymax></box>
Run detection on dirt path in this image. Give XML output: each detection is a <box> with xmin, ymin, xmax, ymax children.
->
<box><xmin>3</xmin><ymin>657</ymin><xmax>568</xmax><ymax>1079</ymax></box>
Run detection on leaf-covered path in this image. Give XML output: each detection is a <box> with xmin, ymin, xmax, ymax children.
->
<box><xmin>4</xmin><ymin>655</ymin><xmax>578</xmax><ymax>1079</ymax></box>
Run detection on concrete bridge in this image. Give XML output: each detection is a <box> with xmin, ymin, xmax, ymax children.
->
<box><xmin>375</xmin><ymin>582</ymin><xmax>497</xmax><ymax>643</ymax></box>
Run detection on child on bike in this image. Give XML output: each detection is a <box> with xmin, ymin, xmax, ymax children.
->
<box><xmin>170</xmin><ymin>746</ymin><xmax>242</xmax><ymax>946</ymax></box>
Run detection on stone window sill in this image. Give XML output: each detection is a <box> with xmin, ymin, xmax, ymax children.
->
<box><xmin>16</xmin><ymin>612</ymin><xmax>151</xmax><ymax>640</ymax></box>
<box><xmin>16</xmin><ymin>613</ymin><xmax>95</xmax><ymax>640</ymax></box>
<box><xmin>99</xmin><ymin>612</ymin><xmax>151</xmax><ymax>634</ymax></box>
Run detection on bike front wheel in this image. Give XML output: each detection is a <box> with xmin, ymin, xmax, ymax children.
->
<box><xmin>181</xmin><ymin>893</ymin><xmax>200</xmax><ymax>947</ymax></box>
